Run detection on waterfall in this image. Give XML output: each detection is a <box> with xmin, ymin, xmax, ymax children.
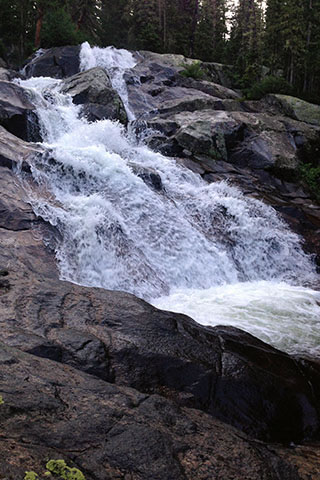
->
<box><xmin>16</xmin><ymin>43</ymin><xmax>320</xmax><ymax>357</ymax></box>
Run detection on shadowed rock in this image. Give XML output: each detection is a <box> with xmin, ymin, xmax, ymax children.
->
<box><xmin>23</xmin><ymin>46</ymin><xmax>81</xmax><ymax>79</ymax></box>
<box><xmin>0</xmin><ymin>80</ymin><xmax>40</xmax><ymax>140</ymax></box>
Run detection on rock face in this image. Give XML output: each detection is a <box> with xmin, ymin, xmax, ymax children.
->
<box><xmin>1</xmin><ymin>47</ymin><xmax>320</xmax><ymax>479</ymax></box>
<box><xmin>2</xmin><ymin>272</ymin><xmax>320</xmax><ymax>444</ymax></box>
<box><xmin>0</xmin><ymin>125</ymin><xmax>42</xmax><ymax>170</ymax></box>
<box><xmin>23</xmin><ymin>45</ymin><xmax>81</xmax><ymax>79</ymax></box>
<box><xmin>61</xmin><ymin>67</ymin><xmax>127</xmax><ymax>124</ymax></box>
<box><xmin>266</xmin><ymin>94</ymin><xmax>320</xmax><ymax>126</ymax></box>
<box><xmin>1</xmin><ymin>341</ymin><xmax>314</xmax><ymax>480</ymax></box>
<box><xmin>0</xmin><ymin>80</ymin><xmax>39</xmax><ymax>140</ymax></box>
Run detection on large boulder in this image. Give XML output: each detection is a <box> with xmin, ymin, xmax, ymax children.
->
<box><xmin>146</xmin><ymin>110</ymin><xmax>320</xmax><ymax>178</ymax></box>
<box><xmin>0</xmin><ymin>80</ymin><xmax>39</xmax><ymax>141</ymax></box>
<box><xmin>265</xmin><ymin>94</ymin><xmax>320</xmax><ymax>126</ymax></box>
<box><xmin>23</xmin><ymin>45</ymin><xmax>81</xmax><ymax>79</ymax></box>
<box><xmin>138</xmin><ymin>50</ymin><xmax>235</xmax><ymax>88</ymax></box>
<box><xmin>2</xmin><ymin>277</ymin><xmax>320</xmax><ymax>444</ymax></box>
<box><xmin>125</xmin><ymin>51</ymin><xmax>241</xmax><ymax>119</ymax></box>
<box><xmin>61</xmin><ymin>67</ymin><xmax>127</xmax><ymax>124</ymax></box>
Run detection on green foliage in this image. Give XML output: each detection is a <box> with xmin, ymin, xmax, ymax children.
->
<box><xmin>41</xmin><ymin>7</ymin><xmax>85</xmax><ymax>48</ymax></box>
<box><xmin>244</xmin><ymin>76</ymin><xmax>294</xmax><ymax>100</ymax></box>
<box><xmin>23</xmin><ymin>460</ymin><xmax>85</xmax><ymax>480</ymax></box>
<box><xmin>180</xmin><ymin>61</ymin><xmax>205</xmax><ymax>80</ymax></box>
<box><xmin>24</xmin><ymin>472</ymin><xmax>39</xmax><ymax>480</ymax></box>
<box><xmin>46</xmin><ymin>460</ymin><xmax>85</xmax><ymax>480</ymax></box>
<box><xmin>300</xmin><ymin>163</ymin><xmax>320</xmax><ymax>202</ymax></box>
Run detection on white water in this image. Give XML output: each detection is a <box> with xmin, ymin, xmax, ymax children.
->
<box><xmin>16</xmin><ymin>43</ymin><xmax>320</xmax><ymax>357</ymax></box>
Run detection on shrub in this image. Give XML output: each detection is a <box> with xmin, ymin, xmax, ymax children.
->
<box><xmin>24</xmin><ymin>473</ymin><xmax>38</xmax><ymax>480</ymax></box>
<box><xmin>245</xmin><ymin>76</ymin><xmax>294</xmax><ymax>100</ymax></box>
<box><xmin>24</xmin><ymin>460</ymin><xmax>85</xmax><ymax>480</ymax></box>
<box><xmin>300</xmin><ymin>163</ymin><xmax>320</xmax><ymax>203</ymax></box>
<box><xmin>46</xmin><ymin>459</ymin><xmax>85</xmax><ymax>480</ymax></box>
<box><xmin>180</xmin><ymin>61</ymin><xmax>205</xmax><ymax>80</ymax></box>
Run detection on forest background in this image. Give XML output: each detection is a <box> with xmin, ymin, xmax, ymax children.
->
<box><xmin>0</xmin><ymin>0</ymin><xmax>319</xmax><ymax>102</ymax></box>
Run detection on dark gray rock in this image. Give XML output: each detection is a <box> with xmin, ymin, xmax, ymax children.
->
<box><xmin>0</xmin><ymin>341</ymin><xmax>312</xmax><ymax>480</ymax></box>
<box><xmin>0</xmin><ymin>80</ymin><xmax>39</xmax><ymax>140</ymax></box>
<box><xmin>23</xmin><ymin>45</ymin><xmax>81</xmax><ymax>79</ymax></box>
<box><xmin>1</xmin><ymin>268</ymin><xmax>319</xmax><ymax>444</ymax></box>
<box><xmin>61</xmin><ymin>67</ymin><xmax>127</xmax><ymax>124</ymax></box>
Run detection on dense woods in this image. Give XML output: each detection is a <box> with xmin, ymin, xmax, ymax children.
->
<box><xmin>0</xmin><ymin>0</ymin><xmax>319</xmax><ymax>99</ymax></box>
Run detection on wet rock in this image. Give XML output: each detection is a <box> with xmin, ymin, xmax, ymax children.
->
<box><xmin>23</xmin><ymin>45</ymin><xmax>81</xmax><ymax>79</ymax></box>
<box><xmin>0</xmin><ymin>125</ymin><xmax>42</xmax><ymax>171</ymax></box>
<box><xmin>0</xmin><ymin>67</ymin><xmax>24</xmax><ymax>82</ymax></box>
<box><xmin>61</xmin><ymin>67</ymin><xmax>127</xmax><ymax>124</ymax></box>
<box><xmin>0</xmin><ymin>165</ymin><xmax>37</xmax><ymax>231</ymax></box>
<box><xmin>130</xmin><ymin>163</ymin><xmax>164</xmax><ymax>191</ymax></box>
<box><xmin>0</xmin><ymin>80</ymin><xmax>39</xmax><ymax>140</ymax></box>
<box><xmin>0</xmin><ymin>161</ymin><xmax>318</xmax><ymax>443</ymax></box>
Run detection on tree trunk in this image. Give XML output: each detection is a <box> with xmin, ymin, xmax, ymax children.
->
<box><xmin>35</xmin><ymin>6</ymin><xmax>44</xmax><ymax>49</ymax></box>
<box><xmin>303</xmin><ymin>0</ymin><xmax>313</xmax><ymax>93</ymax></box>
<box><xmin>189</xmin><ymin>0</ymin><xmax>199</xmax><ymax>57</ymax></box>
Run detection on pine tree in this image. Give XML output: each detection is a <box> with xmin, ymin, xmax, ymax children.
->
<box><xmin>302</xmin><ymin>0</ymin><xmax>320</xmax><ymax>96</ymax></box>
<box><xmin>194</xmin><ymin>0</ymin><xmax>227</xmax><ymax>62</ymax></box>
<box><xmin>69</xmin><ymin>0</ymin><xmax>101</xmax><ymax>41</ymax></box>
<box><xmin>99</xmin><ymin>0</ymin><xmax>130</xmax><ymax>48</ymax></box>
<box><xmin>264</xmin><ymin>0</ymin><xmax>284</xmax><ymax>75</ymax></box>
<box><xmin>129</xmin><ymin>0</ymin><xmax>162</xmax><ymax>51</ymax></box>
<box><xmin>228</xmin><ymin>0</ymin><xmax>264</xmax><ymax>86</ymax></box>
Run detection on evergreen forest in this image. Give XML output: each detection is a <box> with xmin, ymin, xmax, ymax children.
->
<box><xmin>0</xmin><ymin>0</ymin><xmax>319</xmax><ymax>101</ymax></box>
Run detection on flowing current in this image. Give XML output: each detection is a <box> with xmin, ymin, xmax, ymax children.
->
<box><xmin>17</xmin><ymin>43</ymin><xmax>320</xmax><ymax>357</ymax></box>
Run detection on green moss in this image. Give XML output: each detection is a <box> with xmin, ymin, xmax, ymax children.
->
<box><xmin>24</xmin><ymin>472</ymin><xmax>39</xmax><ymax>480</ymax></box>
<box><xmin>0</xmin><ymin>395</ymin><xmax>4</xmax><ymax>405</ymax></box>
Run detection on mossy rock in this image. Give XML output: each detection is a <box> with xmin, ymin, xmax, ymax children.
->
<box><xmin>271</xmin><ymin>95</ymin><xmax>320</xmax><ymax>126</ymax></box>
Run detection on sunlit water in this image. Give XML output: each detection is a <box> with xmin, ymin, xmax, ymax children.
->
<box><xmin>16</xmin><ymin>43</ymin><xmax>320</xmax><ymax>357</ymax></box>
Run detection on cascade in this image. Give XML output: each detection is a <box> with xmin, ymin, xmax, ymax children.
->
<box><xmin>16</xmin><ymin>43</ymin><xmax>320</xmax><ymax>357</ymax></box>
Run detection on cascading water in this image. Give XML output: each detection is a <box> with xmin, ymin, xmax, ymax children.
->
<box><xmin>16</xmin><ymin>43</ymin><xmax>320</xmax><ymax>357</ymax></box>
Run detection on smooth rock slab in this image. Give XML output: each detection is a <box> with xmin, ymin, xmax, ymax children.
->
<box><xmin>266</xmin><ymin>94</ymin><xmax>320</xmax><ymax>126</ymax></box>
<box><xmin>0</xmin><ymin>341</ymin><xmax>313</xmax><ymax>480</ymax></box>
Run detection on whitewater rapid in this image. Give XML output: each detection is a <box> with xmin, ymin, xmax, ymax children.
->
<box><xmin>16</xmin><ymin>43</ymin><xmax>320</xmax><ymax>357</ymax></box>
